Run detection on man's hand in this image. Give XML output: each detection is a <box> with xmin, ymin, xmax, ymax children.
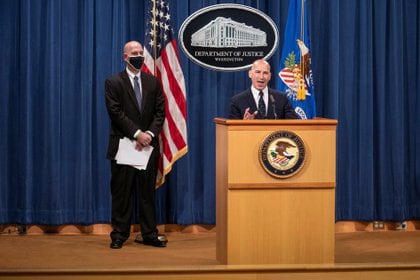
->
<box><xmin>243</xmin><ymin>107</ymin><xmax>258</xmax><ymax>120</ymax></box>
<box><xmin>135</xmin><ymin>131</ymin><xmax>152</xmax><ymax>150</ymax></box>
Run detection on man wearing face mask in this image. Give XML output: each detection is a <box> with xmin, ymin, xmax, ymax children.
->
<box><xmin>105</xmin><ymin>41</ymin><xmax>166</xmax><ymax>249</ymax></box>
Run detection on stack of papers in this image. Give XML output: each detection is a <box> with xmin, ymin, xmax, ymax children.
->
<box><xmin>115</xmin><ymin>137</ymin><xmax>154</xmax><ymax>170</ymax></box>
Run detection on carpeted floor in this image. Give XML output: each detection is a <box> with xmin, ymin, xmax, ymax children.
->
<box><xmin>0</xmin><ymin>231</ymin><xmax>419</xmax><ymax>270</ymax></box>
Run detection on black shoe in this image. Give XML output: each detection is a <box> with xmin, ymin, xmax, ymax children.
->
<box><xmin>110</xmin><ymin>239</ymin><xmax>124</xmax><ymax>249</ymax></box>
<box><xmin>142</xmin><ymin>237</ymin><xmax>167</xmax><ymax>247</ymax></box>
<box><xmin>134</xmin><ymin>233</ymin><xmax>168</xmax><ymax>244</ymax></box>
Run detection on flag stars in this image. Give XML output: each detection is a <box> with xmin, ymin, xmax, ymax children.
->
<box><xmin>145</xmin><ymin>0</ymin><xmax>174</xmax><ymax>54</ymax></box>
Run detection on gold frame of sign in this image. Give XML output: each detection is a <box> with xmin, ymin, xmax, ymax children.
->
<box><xmin>214</xmin><ymin>118</ymin><xmax>337</xmax><ymax>265</ymax></box>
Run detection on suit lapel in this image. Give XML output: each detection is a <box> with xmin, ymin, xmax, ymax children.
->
<box><xmin>266</xmin><ymin>89</ymin><xmax>274</xmax><ymax>119</ymax></box>
<box><xmin>246</xmin><ymin>90</ymin><xmax>258</xmax><ymax>117</ymax></box>
<box><xmin>140</xmin><ymin>74</ymin><xmax>150</xmax><ymax>112</ymax></box>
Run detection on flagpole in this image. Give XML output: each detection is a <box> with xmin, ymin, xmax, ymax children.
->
<box><xmin>152</xmin><ymin>0</ymin><xmax>158</xmax><ymax>75</ymax></box>
<box><xmin>300</xmin><ymin>0</ymin><xmax>306</xmax><ymax>91</ymax></box>
<box><xmin>300</xmin><ymin>0</ymin><xmax>304</xmax><ymax>42</ymax></box>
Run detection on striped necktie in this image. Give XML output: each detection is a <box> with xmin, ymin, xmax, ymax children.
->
<box><xmin>133</xmin><ymin>76</ymin><xmax>142</xmax><ymax>109</ymax></box>
<box><xmin>258</xmin><ymin>91</ymin><xmax>266</xmax><ymax>119</ymax></box>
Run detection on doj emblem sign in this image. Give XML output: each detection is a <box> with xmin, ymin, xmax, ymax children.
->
<box><xmin>259</xmin><ymin>131</ymin><xmax>306</xmax><ymax>178</ymax></box>
<box><xmin>179</xmin><ymin>4</ymin><xmax>279</xmax><ymax>71</ymax></box>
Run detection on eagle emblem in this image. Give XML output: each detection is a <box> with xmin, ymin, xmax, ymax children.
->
<box><xmin>259</xmin><ymin>131</ymin><xmax>306</xmax><ymax>178</ymax></box>
<box><xmin>270</xmin><ymin>140</ymin><xmax>297</xmax><ymax>166</ymax></box>
<box><xmin>278</xmin><ymin>39</ymin><xmax>312</xmax><ymax>101</ymax></box>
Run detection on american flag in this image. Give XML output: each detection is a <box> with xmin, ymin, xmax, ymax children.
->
<box><xmin>142</xmin><ymin>0</ymin><xmax>188</xmax><ymax>186</ymax></box>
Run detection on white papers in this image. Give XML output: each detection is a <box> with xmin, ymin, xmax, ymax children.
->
<box><xmin>115</xmin><ymin>137</ymin><xmax>153</xmax><ymax>170</ymax></box>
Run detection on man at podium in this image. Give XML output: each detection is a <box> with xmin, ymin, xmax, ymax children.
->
<box><xmin>229</xmin><ymin>59</ymin><xmax>298</xmax><ymax>120</ymax></box>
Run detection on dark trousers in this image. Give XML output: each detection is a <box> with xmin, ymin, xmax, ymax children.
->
<box><xmin>109</xmin><ymin>151</ymin><xmax>159</xmax><ymax>242</ymax></box>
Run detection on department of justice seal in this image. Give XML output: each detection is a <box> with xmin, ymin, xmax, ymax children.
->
<box><xmin>178</xmin><ymin>4</ymin><xmax>279</xmax><ymax>71</ymax></box>
<box><xmin>259</xmin><ymin>131</ymin><xmax>306</xmax><ymax>178</ymax></box>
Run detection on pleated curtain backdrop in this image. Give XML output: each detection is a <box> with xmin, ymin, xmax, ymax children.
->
<box><xmin>0</xmin><ymin>0</ymin><xmax>419</xmax><ymax>226</ymax></box>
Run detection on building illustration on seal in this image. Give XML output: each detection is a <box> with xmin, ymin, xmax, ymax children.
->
<box><xmin>191</xmin><ymin>17</ymin><xmax>267</xmax><ymax>48</ymax></box>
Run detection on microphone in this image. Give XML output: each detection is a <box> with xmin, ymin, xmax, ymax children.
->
<box><xmin>269</xmin><ymin>94</ymin><xmax>278</xmax><ymax>119</ymax></box>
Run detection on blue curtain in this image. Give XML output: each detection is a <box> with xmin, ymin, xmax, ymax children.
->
<box><xmin>1</xmin><ymin>0</ymin><xmax>419</xmax><ymax>226</ymax></box>
<box><xmin>330</xmin><ymin>0</ymin><xmax>420</xmax><ymax>221</ymax></box>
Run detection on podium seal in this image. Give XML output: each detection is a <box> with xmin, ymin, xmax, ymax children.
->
<box><xmin>259</xmin><ymin>130</ymin><xmax>306</xmax><ymax>178</ymax></box>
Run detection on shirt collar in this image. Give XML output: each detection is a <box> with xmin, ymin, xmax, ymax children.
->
<box><xmin>126</xmin><ymin>67</ymin><xmax>141</xmax><ymax>80</ymax></box>
<box><xmin>251</xmin><ymin>86</ymin><xmax>268</xmax><ymax>98</ymax></box>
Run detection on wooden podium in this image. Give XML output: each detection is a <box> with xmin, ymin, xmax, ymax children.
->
<box><xmin>214</xmin><ymin>118</ymin><xmax>337</xmax><ymax>265</ymax></box>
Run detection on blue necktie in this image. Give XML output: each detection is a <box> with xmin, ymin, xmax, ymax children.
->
<box><xmin>258</xmin><ymin>91</ymin><xmax>266</xmax><ymax>119</ymax></box>
<box><xmin>133</xmin><ymin>76</ymin><xmax>142</xmax><ymax>109</ymax></box>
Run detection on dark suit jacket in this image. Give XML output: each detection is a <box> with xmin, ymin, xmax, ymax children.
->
<box><xmin>229</xmin><ymin>88</ymin><xmax>299</xmax><ymax>119</ymax></box>
<box><xmin>105</xmin><ymin>70</ymin><xmax>165</xmax><ymax>159</ymax></box>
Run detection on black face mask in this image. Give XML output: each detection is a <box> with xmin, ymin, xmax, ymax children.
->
<box><xmin>128</xmin><ymin>55</ymin><xmax>144</xmax><ymax>70</ymax></box>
